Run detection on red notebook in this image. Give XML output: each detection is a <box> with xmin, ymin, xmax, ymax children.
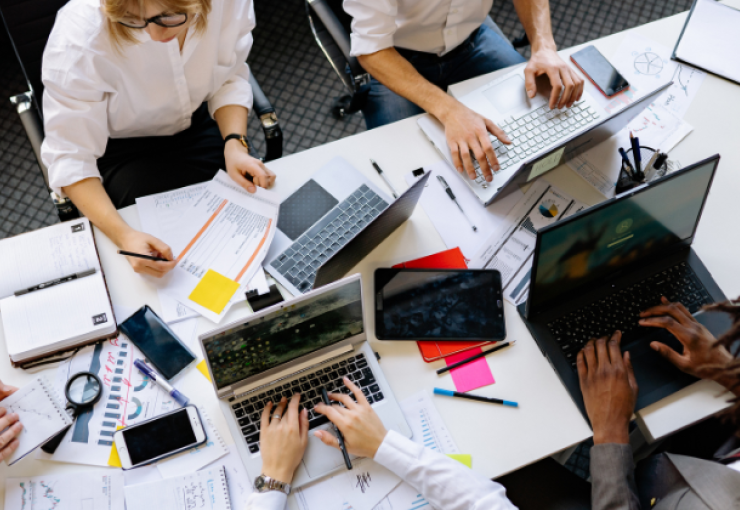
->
<box><xmin>392</xmin><ymin>248</ymin><xmax>496</xmax><ymax>363</ymax></box>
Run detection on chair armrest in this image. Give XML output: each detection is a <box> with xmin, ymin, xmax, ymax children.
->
<box><xmin>307</xmin><ymin>0</ymin><xmax>364</xmax><ymax>78</ymax></box>
<box><xmin>248</xmin><ymin>74</ymin><xmax>283</xmax><ymax>162</ymax></box>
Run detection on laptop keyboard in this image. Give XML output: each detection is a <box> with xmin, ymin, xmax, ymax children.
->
<box><xmin>547</xmin><ymin>262</ymin><xmax>713</xmax><ymax>370</ymax></box>
<box><xmin>228</xmin><ymin>353</ymin><xmax>384</xmax><ymax>454</ymax></box>
<box><xmin>270</xmin><ymin>185</ymin><xmax>388</xmax><ymax>292</ymax></box>
<box><xmin>471</xmin><ymin>100</ymin><xmax>600</xmax><ymax>188</ymax></box>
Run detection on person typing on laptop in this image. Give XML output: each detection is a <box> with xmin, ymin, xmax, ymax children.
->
<box><xmin>344</xmin><ymin>0</ymin><xmax>584</xmax><ymax>184</ymax></box>
<box><xmin>243</xmin><ymin>377</ymin><xmax>517</xmax><ymax>509</ymax></box>
<box><xmin>579</xmin><ymin>298</ymin><xmax>740</xmax><ymax>510</ymax></box>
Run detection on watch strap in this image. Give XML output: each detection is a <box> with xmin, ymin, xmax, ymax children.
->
<box><xmin>255</xmin><ymin>474</ymin><xmax>291</xmax><ymax>495</ymax></box>
<box><xmin>224</xmin><ymin>133</ymin><xmax>249</xmax><ymax>150</ymax></box>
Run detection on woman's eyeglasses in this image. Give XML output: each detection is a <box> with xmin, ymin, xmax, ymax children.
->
<box><xmin>117</xmin><ymin>12</ymin><xmax>188</xmax><ymax>29</ymax></box>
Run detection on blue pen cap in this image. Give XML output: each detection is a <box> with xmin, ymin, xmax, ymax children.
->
<box><xmin>433</xmin><ymin>388</ymin><xmax>455</xmax><ymax>397</ymax></box>
<box><xmin>171</xmin><ymin>389</ymin><xmax>189</xmax><ymax>407</ymax></box>
<box><xmin>503</xmin><ymin>400</ymin><xmax>518</xmax><ymax>407</ymax></box>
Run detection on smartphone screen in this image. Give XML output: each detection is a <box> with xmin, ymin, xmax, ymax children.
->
<box><xmin>571</xmin><ymin>45</ymin><xmax>629</xmax><ymax>97</ymax></box>
<box><xmin>119</xmin><ymin>305</ymin><xmax>195</xmax><ymax>380</ymax></box>
<box><xmin>374</xmin><ymin>269</ymin><xmax>506</xmax><ymax>341</ymax></box>
<box><xmin>121</xmin><ymin>408</ymin><xmax>198</xmax><ymax>466</ymax></box>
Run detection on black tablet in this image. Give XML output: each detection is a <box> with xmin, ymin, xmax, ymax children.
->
<box><xmin>374</xmin><ymin>269</ymin><xmax>505</xmax><ymax>341</ymax></box>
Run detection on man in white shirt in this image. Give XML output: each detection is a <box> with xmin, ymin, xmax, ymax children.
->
<box><xmin>343</xmin><ymin>0</ymin><xmax>584</xmax><ymax>185</ymax></box>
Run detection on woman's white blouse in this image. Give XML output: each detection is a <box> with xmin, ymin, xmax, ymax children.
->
<box><xmin>40</xmin><ymin>0</ymin><xmax>255</xmax><ymax>196</ymax></box>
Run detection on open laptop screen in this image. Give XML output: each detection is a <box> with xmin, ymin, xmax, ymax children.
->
<box><xmin>529</xmin><ymin>157</ymin><xmax>717</xmax><ymax>312</ymax></box>
<box><xmin>203</xmin><ymin>279</ymin><xmax>363</xmax><ymax>390</ymax></box>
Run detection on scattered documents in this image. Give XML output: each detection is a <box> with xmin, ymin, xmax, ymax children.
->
<box><xmin>156</xmin><ymin>408</ymin><xmax>228</xmax><ymax>479</ymax></box>
<box><xmin>404</xmin><ymin>161</ymin><xmax>523</xmax><ymax>259</ymax></box>
<box><xmin>0</xmin><ymin>376</ymin><xmax>72</xmax><ymax>465</ymax></box>
<box><xmin>0</xmin><ymin>218</ymin><xmax>116</xmax><ymax>365</ymax></box>
<box><xmin>204</xmin><ymin>445</ymin><xmax>254</xmax><ymax>504</ymax></box>
<box><xmin>444</xmin><ymin>348</ymin><xmax>495</xmax><ymax>393</ymax></box>
<box><xmin>470</xmin><ymin>180</ymin><xmax>587</xmax><ymax>305</ymax></box>
<box><xmin>125</xmin><ymin>466</ymin><xmax>232</xmax><ymax>510</ymax></box>
<box><xmin>4</xmin><ymin>471</ymin><xmax>124</xmax><ymax>510</ymax></box>
<box><xmin>399</xmin><ymin>390</ymin><xmax>459</xmax><ymax>454</ymax></box>
<box><xmin>568</xmin><ymin>102</ymin><xmax>692</xmax><ymax>197</ymax></box>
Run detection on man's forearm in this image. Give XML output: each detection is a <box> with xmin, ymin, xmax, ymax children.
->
<box><xmin>512</xmin><ymin>0</ymin><xmax>556</xmax><ymax>51</ymax></box>
<box><xmin>63</xmin><ymin>178</ymin><xmax>134</xmax><ymax>246</ymax></box>
<box><xmin>358</xmin><ymin>49</ymin><xmax>457</xmax><ymax>123</ymax></box>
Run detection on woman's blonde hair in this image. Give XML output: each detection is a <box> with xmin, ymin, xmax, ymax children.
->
<box><xmin>102</xmin><ymin>0</ymin><xmax>211</xmax><ymax>48</ymax></box>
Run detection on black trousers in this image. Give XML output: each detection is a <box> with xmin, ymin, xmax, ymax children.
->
<box><xmin>98</xmin><ymin>103</ymin><xmax>225</xmax><ymax>208</ymax></box>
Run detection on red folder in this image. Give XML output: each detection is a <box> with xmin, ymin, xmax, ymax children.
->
<box><xmin>392</xmin><ymin>248</ymin><xmax>496</xmax><ymax>363</ymax></box>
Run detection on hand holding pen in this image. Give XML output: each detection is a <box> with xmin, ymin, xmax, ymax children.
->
<box><xmin>117</xmin><ymin>231</ymin><xmax>177</xmax><ymax>278</ymax></box>
<box><xmin>314</xmin><ymin>377</ymin><xmax>388</xmax><ymax>461</ymax></box>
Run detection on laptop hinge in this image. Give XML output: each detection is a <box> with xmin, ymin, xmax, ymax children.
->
<box><xmin>221</xmin><ymin>343</ymin><xmax>355</xmax><ymax>401</ymax></box>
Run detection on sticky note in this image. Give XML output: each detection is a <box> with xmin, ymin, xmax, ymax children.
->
<box><xmin>446</xmin><ymin>454</ymin><xmax>472</xmax><ymax>468</ymax></box>
<box><xmin>197</xmin><ymin>359</ymin><xmax>212</xmax><ymax>382</ymax></box>
<box><xmin>445</xmin><ymin>348</ymin><xmax>495</xmax><ymax>393</ymax></box>
<box><xmin>189</xmin><ymin>269</ymin><xmax>240</xmax><ymax>314</ymax></box>
<box><xmin>107</xmin><ymin>426</ymin><xmax>125</xmax><ymax>468</ymax></box>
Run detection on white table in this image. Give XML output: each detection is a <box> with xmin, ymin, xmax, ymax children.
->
<box><xmin>2</xmin><ymin>8</ymin><xmax>739</xmax><ymax>507</ymax></box>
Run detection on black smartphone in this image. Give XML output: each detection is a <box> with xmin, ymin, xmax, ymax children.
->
<box><xmin>570</xmin><ymin>45</ymin><xmax>629</xmax><ymax>98</ymax></box>
<box><xmin>374</xmin><ymin>269</ymin><xmax>505</xmax><ymax>341</ymax></box>
<box><xmin>118</xmin><ymin>305</ymin><xmax>196</xmax><ymax>380</ymax></box>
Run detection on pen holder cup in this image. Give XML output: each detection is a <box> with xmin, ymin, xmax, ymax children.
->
<box><xmin>624</xmin><ymin>146</ymin><xmax>668</xmax><ymax>181</ymax></box>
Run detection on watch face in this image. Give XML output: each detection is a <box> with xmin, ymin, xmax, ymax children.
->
<box><xmin>254</xmin><ymin>476</ymin><xmax>266</xmax><ymax>491</ymax></box>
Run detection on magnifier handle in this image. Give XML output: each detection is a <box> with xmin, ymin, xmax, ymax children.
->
<box><xmin>40</xmin><ymin>424</ymin><xmax>72</xmax><ymax>454</ymax></box>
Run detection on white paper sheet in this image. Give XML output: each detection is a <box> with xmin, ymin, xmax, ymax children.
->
<box><xmin>399</xmin><ymin>390</ymin><xmax>459</xmax><ymax>454</ymax></box>
<box><xmin>4</xmin><ymin>471</ymin><xmax>125</xmax><ymax>510</ymax></box>
<box><xmin>403</xmin><ymin>161</ymin><xmax>522</xmax><ymax>260</ymax></box>
<box><xmin>169</xmin><ymin>317</ymin><xmax>199</xmax><ymax>351</ymax></box>
<box><xmin>470</xmin><ymin>181</ymin><xmax>587</xmax><ymax>306</ymax></box>
<box><xmin>156</xmin><ymin>408</ymin><xmax>228</xmax><ymax>479</ymax></box>
<box><xmin>203</xmin><ymin>445</ymin><xmax>254</xmax><ymax>504</ymax></box>
<box><xmin>567</xmin><ymin>102</ymin><xmax>692</xmax><ymax>198</ymax></box>
<box><xmin>125</xmin><ymin>467</ymin><xmax>231</xmax><ymax>510</ymax></box>
<box><xmin>160</xmin><ymin>172</ymin><xmax>279</xmax><ymax>323</ymax></box>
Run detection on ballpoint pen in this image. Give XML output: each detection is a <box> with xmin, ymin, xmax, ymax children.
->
<box><xmin>433</xmin><ymin>388</ymin><xmax>518</xmax><ymax>407</ymax></box>
<box><xmin>629</xmin><ymin>131</ymin><xmax>644</xmax><ymax>179</ymax></box>
<box><xmin>618</xmin><ymin>147</ymin><xmax>635</xmax><ymax>177</ymax></box>
<box><xmin>14</xmin><ymin>268</ymin><xmax>97</xmax><ymax>296</ymax></box>
<box><xmin>117</xmin><ymin>250</ymin><xmax>170</xmax><ymax>262</ymax></box>
<box><xmin>321</xmin><ymin>387</ymin><xmax>352</xmax><ymax>470</ymax></box>
<box><xmin>370</xmin><ymin>159</ymin><xmax>399</xmax><ymax>199</ymax></box>
<box><xmin>436</xmin><ymin>175</ymin><xmax>477</xmax><ymax>232</ymax></box>
<box><xmin>644</xmin><ymin>150</ymin><xmax>661</xmax><ymax>181</ymax></box>
<box><xmin>134</xmin><ymin>359</ymin><xmax>190</xmax><ymax>406</ymax></box>
<box><xmin>436</xmin><ymin>340</ymin><xmax>516</xmax><ymax>374</ymax></box>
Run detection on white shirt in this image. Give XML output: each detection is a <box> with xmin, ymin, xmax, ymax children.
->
<box><xmin>40</xmin><ymin>0</ymin><xmax>255</xmax><ymax>196</ymax></box>
<box><xmin>243</xmin><ymin>430</ymin><xmax>516</xmax><ymax>510</ymax></box>
<box><xmin>344</xmin><ymin>0</ymin><xmax>494</xmax><ymax>57</ymax></box>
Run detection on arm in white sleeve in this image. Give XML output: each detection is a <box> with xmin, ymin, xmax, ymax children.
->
<box><xmin>41</xmin><ymin>60</ymin><xmax>110</xmax><ymax>197</ymax></box>
<box><xmin>243</xmin><ymin>491</ymin><xmax>286</xmax><ymax>510</ymax></box>
<box><xmin>373</xmin><ymin>431</ymin><xmax>517</xmax><ymax>510</ymax></box>
<box><xmin>208</xmin><ymin>0</ymin><xmax>256</xmax><ymax>117</ymax></box>
<box><xmin>343</xmin><ymin>0</ymin><xmax>398</xmax><ymax>56</ymax></box>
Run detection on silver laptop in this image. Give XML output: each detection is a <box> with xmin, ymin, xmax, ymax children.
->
<box><xmin>419</xmin><ymin>66</ymin><xmax>671</xmax><ymax>205</ymax></box>
<box><xmin>199</xmin><ymin>274</ymin><xmax>412</xmax><ymax>488</ymax></box>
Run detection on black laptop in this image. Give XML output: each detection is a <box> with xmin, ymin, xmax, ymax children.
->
<box><xmin>518</xmin><ymin>155</ymin><xmax>726</xmax><ymax>419</ymax></box>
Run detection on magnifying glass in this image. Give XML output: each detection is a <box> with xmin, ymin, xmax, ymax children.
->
<box><xmin>41</xmin><ymin>372</ymin><xmax>103</xmax><ymax>454</ymax></box>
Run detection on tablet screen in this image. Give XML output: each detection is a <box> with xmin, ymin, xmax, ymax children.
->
<box><xmin>374</xmin><ymin>269</ymin><xmax>505</xmax><ymax>341</ymax></box>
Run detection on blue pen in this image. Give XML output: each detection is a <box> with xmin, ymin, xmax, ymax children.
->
<box><xmin>434</xmin><ymin>388</ymin><xmax>518</xmax><ymax>407</ymax></box>
<box><xmin>618</xmin><ymin>147</ymin><xmax>635</xmax><ymax>177</ymax></box>
<box><xmin>134</xmin><ymin>359</ymin><xmax>190</xmax><ymax>407</ymax></box>
<box><xmin>629</xmin><ymin>131</ymin><xmax>643</xmax><ymax>178</ymax></box>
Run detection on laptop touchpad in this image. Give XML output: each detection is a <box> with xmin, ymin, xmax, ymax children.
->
<box><xmin>483</xmin><ymin>74</ymin><xmax>548</xmax><ymax>118</ymax></box>
<box><xmin>278</xmin><ymin>179</ymin><xmax>339</xmax><ymax>240</ymax></box>
<box><xmin>302</xmin><ymin>427</ymin><xmax>357</xmax><ymax>477</ymax></box>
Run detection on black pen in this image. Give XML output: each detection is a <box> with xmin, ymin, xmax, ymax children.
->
<box><xmin>117</xmin><ymin>250</ymin><xmax>170</xmax><ymax>262</ymax></box>
<box><xmin>370</xmin><ymin>159</ymin><xmax>398</xmax><ymax>199</ymax></box>
<box><xmin>629</xmin><ymin>131</ymin><xmax>643</xmax><ymax>179</ymax></box>
<box><xmin>437</xmin><ymin>175</ymin><xmax>477</xmax><ymax>232</ymax></box>
<box><xmin>436</xmin><ymin>340</ymin><xmax>516</xmax><ymax>374</ymax></box>
<box><xmin>321</xmin><ymin>387</ymin><xmax>352</xmax><ymax>470</ymax></box>
<box><xmin>434</xmin><ymin>388</ymin><xmax>518</xmax><ymax>407</ymax></box>
<box><xmin>14</xmin><ymin>268</ymin><xmax>97</xmax><ymax>296</ymax></box>
<box><xmin>618</xmin><ymin>148</ymin><xmax>635</xmax><ymax>177</ymax></box>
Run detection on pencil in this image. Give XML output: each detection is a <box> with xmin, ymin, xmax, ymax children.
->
<box><xmin>117</xmin><ymin>250</ymin><xmax>170</xmax><ymax>262</ymax></box>
<box><xmin>436</xmin><ymin>340</ymin><xmax>516</xmax><ymax>375</ymax></box>
<box><xmin>434</xmin><ymin>388</ymin><xmax>518</xmax><ymax>407</ymax></box>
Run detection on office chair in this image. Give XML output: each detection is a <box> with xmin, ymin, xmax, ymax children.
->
<box><xmin>305</xmin><ymin>0</ymin><xmax>528</xmax><ymax>119</ymax></box>
<box><xmin>1</xmin><ymin>0</ymin><xmax>282</xmax><ymax>222</ymax></box>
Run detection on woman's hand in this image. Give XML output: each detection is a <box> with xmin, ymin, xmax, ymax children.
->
<box><xmin>640</xmin><ymin>297</ymin><xmax>735</xmax><ymax>386</ymax></box>
<box><xmin>259</xmin><ymin>395</ymin><xmax>309</xmax><ymax>484</ymax></box>
<box><xmin>224</xmin><ymin>141</ymin><xmax>276</xmax><ymax>193</ymax></box>
<box><xmin>577</xmin><ymin>331</ymin><xmax>638</xmax><ymax>445</ymax></box>
<box><xmin>0</xmin><ymin>381</ymin><xmax>22</xmax><ymax>463</ymax></box>
<box><xmin>314</xmin><ymin>377</ymin><xmax>388</xmax><ymax>459</ymax></box>
<box><xmin>118</xmin><ymin>229</ymin><xmax>177</xmax><ymax>278</ymax></box>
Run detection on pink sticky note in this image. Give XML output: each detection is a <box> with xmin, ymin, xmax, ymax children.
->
<box><xmin>445</xmin><ymin>348</ymin><xmax>495</xmax><ymax>392</ymax></box>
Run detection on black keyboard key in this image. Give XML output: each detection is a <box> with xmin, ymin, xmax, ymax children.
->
<box><xmin>332</xmin><ymin>363</ymin><xmax>340</xmax><ymax>369</ymax></box>
<box><xmin>238</xmin><ymin>418</ymin><xmax>250</xmax><ymax>427</ymax></box>
<box><xmin>319</xmin><ymin>375</ymin><xmax>330</xmax><ymax>383</ymax></box>
<box><xmin>259</xmin><ymin>393</ymin><xmax>266</xmax><ymax>399</ymax></box>
<box><xmin>362</xmin><ymin>388</ymin><xmax>370</xmax><ymax>396</ymax></box>
<box><xmin>369</xmin><ymin>384</ymin><xmax>380</xmax><ymax>393</ymax></box>
<box><xmin>356</xmin><ymin>359</ymin><xmax>368</xmax><ymax>368</ymax></box>
<box><xmin>282</xmin><ymin>391</ymin><xmax>292</xmax><ymax>399</ymax></box>
<box><xmin>299</xmin><ymin>376</ymin><xmax>308</xmax><ymax>382</ymax></box>
<box><xmin>242</xmin><ymin>425</ymin><xmax>256</xmax><ymax>435</ymax></box>
<box><xmin>301</xmin><ymin>383</ymin><xmax>311</xmax><ymax>391</ymax></box>
<box><xmin>306</xmin><ymin>389</ymin><xmax>317</xmax><ymax>399</ymax></box>
<box><xmin>244</xmin><ymin>405</ymin><xmax>255</xmax><ymax>414</ymax></box>
<box><xmin>250</xmin><ymin>413</ymin><xmax>261</xmax><ymax>422</ymax></box>
<box><xmin>245</xmin><ymin>433</ymin><xmax>260</xmax><ymax>444</ymax></box>
<box><xmin>355</xmin><ymin>353</ymin><xmax>364</xmax><ymax>359</ymax></box>
<box><xmin>234</xmin><ymin>408</ymin><xmax>245</xmax><ymax>417</ymax></box>
<box><xmin>291</xmin><ymin>380</ymin><xmax>300</xmax><ymax>386</ymax></box>
<box><xmin>249</xmin><ymin>444</ymin><xmax>260</xmax><ymax>453</ymax></box>
<box><xmin>307</xmin><ymin>373</ymin><xmax>316</xmax><ymax>379</ymax></box>
<box><xmin>348</xmin><ymin>363</ymin><xmax>357</xmax><ymax>372</ymax></box>
<box><xmin>338</xmin><ymin>367</ymin><xmax>348</xmax><ymax>376</ymax></box>
<box><xmin>329</xmin><ymin>371</ymin><xmax>339</xmax><ymax>380</ymax></box>
<box><xmin>250</xmin><ymin>396</ymin><xmax>259</xmax><ymax>403</ymax></box>
<box><xmin>373</xmin><ymin>392</ymin><xmax>384</xmax><ymax>402</ymax></box>
<box><xmin>255</xmin><ymin>401</ymin><xmax>265</xmax><ymax>410</ymax></box>
<box><xmin>232</xmin><ymin>402</ymin><xmax>242</xmax><ymax>410</ymax></box>
<box><xmin>310</xmin><ymin>379</ymin><xmax>321</xmax><ymax>388</ymax></box>
<box><xmin>308</xmin><ymin>414</ymin><xmax>330</xmax><ymax>429</ymax></box>
<box><xmin>367</xmin><ymin>395</ymin><xmax>374</xmax><ymax>404</ymax></box>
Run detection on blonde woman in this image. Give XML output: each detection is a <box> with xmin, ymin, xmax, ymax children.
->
<box><xmin>41</xmin><ymin>0</ymin><xmax>273</xmax><ymax>277</ymax></box>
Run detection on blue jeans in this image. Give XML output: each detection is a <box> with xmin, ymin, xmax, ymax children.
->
<box><xmin>362</xmin><ymin>24</ymin><xmax>526</xmax><ymax>129</ymax></box>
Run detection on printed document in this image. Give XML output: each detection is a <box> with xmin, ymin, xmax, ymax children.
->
<box><xmin>4</xmin><ymin>471</ymin><xmax>124</xmax><ymax>510</ymax></box>
<box><xmin>158</xmin><ymin>171</ymin><xmax>279</xmax><ymax>323</ymax></box>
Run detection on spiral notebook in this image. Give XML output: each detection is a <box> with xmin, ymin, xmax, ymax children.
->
<box><xmin>124</xmin><ymin>466</ymin><xmax>232</xmax><ymax>510</ymax></box>
<box><xmin>0</xmin><ymin>376</ymin><xmax>72</xmax><ymax>465</ymax></box>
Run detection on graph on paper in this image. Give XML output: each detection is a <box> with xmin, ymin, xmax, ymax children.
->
<box><xmin>4</xmin><ymin>472</ymin><xmax>124</xmax><ymax>510</ymax></box>
<box><xmin>399</xmin><ymin>390</ymin><xmax>459</xmax><ymax>454</ymax></box>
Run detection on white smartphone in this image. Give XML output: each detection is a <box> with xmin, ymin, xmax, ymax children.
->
<box><xmin>113</xmin><ymin>405</ymin><xmax>206</xmax><ymax>470</ymax></box>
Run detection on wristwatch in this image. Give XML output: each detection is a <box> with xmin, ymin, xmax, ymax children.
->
<box><xmin>254</xmin><ymin>474</ymin><xmax>291</xmax><ymax>495</ymax></box>
<box><xmin>224</xmin><ymin>133</ymin><xmax>250</xmax><ymax>151</ymax></box>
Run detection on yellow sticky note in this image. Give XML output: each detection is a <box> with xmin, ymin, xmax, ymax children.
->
<box><xmin>446</xmin><ymin>454</ymin><xmax>472</xmax><ymax>468</ymax></box>
<box><xmin>197</xmin><ymin>359</ymin><xmax>212</xmax><ymax>382</ymax></box>
<box><xmin>189</xmin><ymin>270</ymin><xmax>240</xmax><ymax>314</ymax></box>
<box><xmin>108</xmin><ymin>426</ymin><xmax>125</xmax><ymax>468</ymax></box>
